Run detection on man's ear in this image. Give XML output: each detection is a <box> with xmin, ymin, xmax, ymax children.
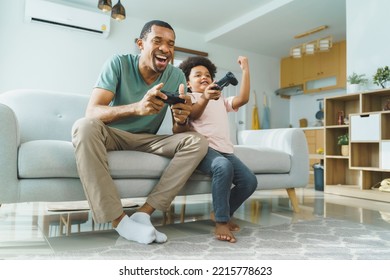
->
<box><xmin>136</xmin><ymin>38</ymin><xmax>144</xmax><ymax>51</ymax></box>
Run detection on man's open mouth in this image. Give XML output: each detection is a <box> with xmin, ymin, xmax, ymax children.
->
<box><xmin>155</xmin><ymin>54</ymin><xmax>169</xmax><ymax>65</ymax></box>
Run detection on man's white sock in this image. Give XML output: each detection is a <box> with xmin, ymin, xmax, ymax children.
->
<box><xmin>114</xmin><ymin>215</ymin><xmax>156</xmax><ymax>244</ymax></box>
<box><xmin>130</xmin><ymin>212</ymin><xmax>168</xmax><ymax>243</ymax></box>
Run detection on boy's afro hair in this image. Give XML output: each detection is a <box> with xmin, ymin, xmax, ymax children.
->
<box><xmin>178</xmin><ymin>56</ymin><xmax>217</xmax><ymax>81</ymax></box>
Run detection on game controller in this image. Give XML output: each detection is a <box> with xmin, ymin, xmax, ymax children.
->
<box><xmin>211</xmin><ymin>71</ymin><xmax>239</xmax><ymax>90</ymax></box>
<box><xmin>158</xmin><ymin>90</ymin><xmax>185</xmax><ymax>105</ymax></box>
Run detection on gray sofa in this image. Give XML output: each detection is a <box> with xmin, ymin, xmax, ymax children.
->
<box><xmin>0</xmin><ymin>89</ymin><xmax>309</xmax><ymax>212</ymax></box>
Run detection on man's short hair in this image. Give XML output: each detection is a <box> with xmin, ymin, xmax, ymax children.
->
<box><xmin>139</xmin><ymin>20</ymin><xmax>175</xmax><ymax>40</ymax></box>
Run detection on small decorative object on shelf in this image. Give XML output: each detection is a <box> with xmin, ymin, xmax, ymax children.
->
<box><xmin>337</xmin><ymin>133</ymin><xmax>349</xmax><ymax>156</ymax></box>
<box><xmin>347</xmin><ymin>72</ymin><xmax>368</xmax><ymax>84</ymax></box>
<box><xmin>384</xmin><ymin>99</ymin><xmax>390</xmax><ymax>111</ymax></box>
<box><xmin>373</xmin><ymin>66</ymin><xmax>390</xmax><ymax>89</ymax></box>
<box><xmin>347</xmin><ymin>72</ymin><xmax>368</xmax><ymax>93</ymax></box>
<box><xmin>337</xmin><ymin>111</ymin><xmax>344</xmax><ymax>125</ymax></box>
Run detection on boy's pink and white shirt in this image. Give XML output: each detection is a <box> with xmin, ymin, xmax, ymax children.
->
<box><xmin>189</xmin><ymin>92</ymin><xmax>237</xmax><ymax>154</ymax></box>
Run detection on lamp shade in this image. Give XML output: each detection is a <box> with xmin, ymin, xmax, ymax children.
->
<box><xmin>98</xmin><ymin>0</ymin><xmax>112</xmax><ymax>12</ymax></box>
<box><xmin>111</xmin><ymin>0</ymin><xmax>126</xmax><ymax>21</ymax></box>
<box><xmin>290</xmin><ymin>46</ymin><xmax>302</xmax><ymax>58</ymax></box>
<box><xmin>304</xmin><ymin>42</ymin><xmax>316</xmax><ymax>55</ymax></box>
<box><xmin>318</xmin><ymin>36</ymin><xmax>332</xmax><ymax>51</ymax></box>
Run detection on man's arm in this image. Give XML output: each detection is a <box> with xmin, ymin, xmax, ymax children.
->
<box><xmin>85</xmin><ymin>84</ymin><xmax>167</xmax><ymax>124</ymax></box>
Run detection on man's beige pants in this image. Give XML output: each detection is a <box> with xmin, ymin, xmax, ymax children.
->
<box><xmin>72</xmin><ymin>118</ymin><xmax>208</xmax><ymax>224</ymax></box>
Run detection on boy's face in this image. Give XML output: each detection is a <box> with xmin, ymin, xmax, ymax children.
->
<box><xmin>187</xmin><ymin>65</ymin><xmax>213</xmax><ymax>93</ymax></box>
<box><xmin>138</xmin><ymin>25</ymin><xmax>175</xmax><ymax>73</ymax></box>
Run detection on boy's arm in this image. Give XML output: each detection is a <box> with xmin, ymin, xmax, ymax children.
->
<box><xmin>189</xmin><ymin>84</ymin><xmax>221</xmax><ymax>120</ymax></box>
<box><xmin>232</xmin><ymin>56</ymin><xmax>251</xmax><ymax>110</ymax></box>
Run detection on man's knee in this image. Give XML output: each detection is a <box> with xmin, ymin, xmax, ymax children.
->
<box><xmin>72</xmin><ymin>118</ymin><xmax>104</xmax><ymax>145</ymax></box>
<box><xmin>189</xmin><ymin>132</ymin><xmax>208</xmax><ymax>156</ymax></box>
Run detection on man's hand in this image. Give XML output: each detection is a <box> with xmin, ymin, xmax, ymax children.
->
<box><xmin>171</xmin><ymin>84</ymin><xmax>191</xmax><ymax>125</ymax></box>
<box><xmin>136</xmin><ymin>83</ymin><xmax>167</xmax><ymax>115</ymax></box>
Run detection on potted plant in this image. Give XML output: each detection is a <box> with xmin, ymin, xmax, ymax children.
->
<box><xmin>348</xmin><ymin>72</ymin><xmax>368</xmax><ymax>84</ymax></box>
<box><xmin>347</xmin><ymin>72</ymin><xmax>368</xmax><ymax>93</ymax></box>
<box><xmin>337</xmin><ymin>133</ymin><xmax>349</xmax><ymax>156</ymax></box>
<box><xmin>373</xmin><ymin>66</ymin><xmax>390</xmax><ymax>88</ymax></box>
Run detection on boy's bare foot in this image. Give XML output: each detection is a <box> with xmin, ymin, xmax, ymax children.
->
<box><xmin>210</xmin><ymin>212</ymin><xmax>240</xmax><ymax>232</ymax></box>
<box><xmin>227</xmin><ymin>220</ymin><xmax>240</xmax><ymax>232</ymax></box>
<box><xmin>215</xmin><ymin>222</ymin><xmax>236</xmax><ymax>243</ymax></box>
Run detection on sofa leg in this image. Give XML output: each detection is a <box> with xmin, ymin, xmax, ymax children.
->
<box><xmin>286</xmin><ymin>188</ymin><xmax>300</xmax><ymax>213</ymax></box>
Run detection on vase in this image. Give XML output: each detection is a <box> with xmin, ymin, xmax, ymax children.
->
<box><xmin>347</xmin><ymin>84</ymin><xmax>360</xmax><ymax>94</ymax></box>
<box><xmin>341</xmin><ymin>145</ymin><xmax>349</xmax><ymax>156</ymax></box>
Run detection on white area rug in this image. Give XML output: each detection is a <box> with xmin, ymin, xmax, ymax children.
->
<box><xmin>11</xmin><ymin>218</ymin><xmax>390</xmax><ymax>260</ymax></box>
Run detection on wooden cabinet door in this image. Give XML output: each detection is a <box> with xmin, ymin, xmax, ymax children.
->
<box><xmin>280</xmin><ymin>57</ymin><xmax>303</xmax><ymax>88</ymax></box>
<box><xmin>303</xmin><ymin>54</ymin><xmax>320</xmax><ymax>80</ymax></box>
<box><xmin>320</xmin><ymin>43</ymin><xmax>339</xmax><ymax>77</ymax></box>
<box><xmin>303</xmin><ymin>42</ymin><xmax>340</xmax><ymax>80</ymax></box>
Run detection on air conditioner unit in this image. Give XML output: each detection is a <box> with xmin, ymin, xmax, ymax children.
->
<box><xmin>25</xmin><ymin>0</ymin><xmax>111</xmax><ymax>38</ymax></box>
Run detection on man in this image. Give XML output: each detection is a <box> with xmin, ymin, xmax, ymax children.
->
<box><xmin>72</xmin><ymin>20</ymin><xmax>208</xmax><ymax>244</ymax></box>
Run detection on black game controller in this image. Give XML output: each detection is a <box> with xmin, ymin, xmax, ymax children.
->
<box><xmin>211</xmin><ymin>71</ymin><xmax>239</xmax><ymax>90</ymax></box>
<box><xmin>159</xmin><ymin>90</ymin><xmax>185</xmax><ymax>105</ymax></box>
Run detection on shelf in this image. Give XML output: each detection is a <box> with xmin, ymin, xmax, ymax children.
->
<box><xmin>325</xmin><ymin>127</ymin><xmax>349</xmax><ymax>156</ymax></box>
<box><xmin>326</xmin><ymin>185</ymin><xmax>390</xmax><ymax>203</ymax></box>
<box><xmin>324</xmin><ymin>89</ymin><xmax>390</xmax><ymax>203</ymax></box>
<box><xmin>325</xmin><ymin>125</ymin><xmax>349</xmax><ymax>129</ymax></box>
<box><xmin>310</xmin><ymin>154</ymin><xmax>324</xmax><ymax>160</ymax></box>
<box><xmin>325</xmin><ymin>94</ymin><xmax>360</xmax><ymax>126</ymax></box>
<box><xmin>350</xmin><ymin>142</ymin><xmax>379</xmax><ymax>168</ymax></box>
<box><xmin>326</xmin><ymin>155</ymin><xmax>349</xmax><ymax>159</ymax></box>
<box><xmin>382</xmin><ymin>113</ymin><xmax>390</xmax><ymax>139</ymax></box>
<box><xmin>361</xmin><ymin>88</ymin><xmax>390</xmax><ymax>112</ymax></box>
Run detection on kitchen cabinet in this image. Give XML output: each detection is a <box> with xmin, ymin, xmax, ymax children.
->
<box><xmin>324</xmin><ymin>89</ymin><xmax>390</xmax><ymax>202</ymax></box>
<box><xmin>303</xmin><ymin>43</ymin><xmax>339</xmax><ymax>80</ymax></box>
<box><xmin>303</xmin><ymin>128</ymin><xmax>324</xmax><ymax>184</ymax></box>
<box><xmin>280</xmin><ymin>56</ymin><xmax>303</xmax><ymax>88</ymax></box>
<box><xmin>280</xmin><ymin>41</ymin><xmax>346</xmax><ymax>94</ymax></box>
<box><xmin>303</xmin><ymin>41</ymin><xmax>346</xmax><ymax>93</ymax></box>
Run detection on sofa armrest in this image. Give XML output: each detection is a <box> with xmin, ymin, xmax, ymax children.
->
<box><xmin>0</xmin><ymin>103</ymin><xmax>20</xmax><ymax>202</ymax></box>
<box><xmin>237</xmin><ymin>128</ymin><xmax>309</xmax><ymax>187</ymax></box>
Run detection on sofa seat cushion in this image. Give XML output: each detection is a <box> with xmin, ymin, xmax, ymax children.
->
<box><xmin>18</xmin><ymin>141</ymin><xmax>173</xmax><ymax>179</ymax></box>
<box><xmin>107</xmin><ymin>151</ymin><xmax>171</xmax><ymax>178</ymax></box>
<box><xmin>18</xmin><ymin>140</ymin><xmax>79</xmax><ymax>178</ymax></box>
<box><xmin>234</xmin><ymin>145</ymin><xmax>291</xmax><ymax>173</ymax></box>
<box><xmin>18</xmin><ymin>141</ymin><xmax>291</xmax><ymax>179</ymax></box>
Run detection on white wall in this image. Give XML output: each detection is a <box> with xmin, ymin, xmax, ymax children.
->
<box><xmin>0</xmin><ymin>0</ymin><xmax>288</xmax><ymax>130</ymax></box>
<box><xmin>289</xmin><ymin>0</ymin><xmax>390</xmax><ymax>128</ymax></box>
<box><xmin>346</xmin><ymin>0</ymin><xmax>390</xmax><ymax>86</ymax></box>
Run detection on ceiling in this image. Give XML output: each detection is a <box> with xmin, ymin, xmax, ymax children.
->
<box><xmin>74</xmin><ymin>0</ymin><xmax>346</xmax><ymax>58</ymax></box>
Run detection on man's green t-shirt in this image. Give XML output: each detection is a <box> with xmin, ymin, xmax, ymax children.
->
<box><xmin>94</xmin><ymin>54</ymin><xmax>186</xmax><ymax>134</ymax></box>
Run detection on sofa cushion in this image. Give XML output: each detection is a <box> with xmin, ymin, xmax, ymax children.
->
<box><xmin>234</xmin><ymin>145</ymin><xmax>291</xmax><ymax>173</ymax></box>
<box><xmin>107</xmin><ymin>151</ymin><xmax>171</xmax><ymax>178</ymax></box>
<box><xmin>18</xmin><ymin>141</ymin><xmax>173</xmax><ymax>179</ymax></box>
<box><xmin>17</xmin><ymin>141</ymin><xmax>291</xmax><ymax>179</ymax></box>
<box><xmin>18</xmin><ymin>140</ymin><xmax>79</xmax><ymax>178</ymax></box>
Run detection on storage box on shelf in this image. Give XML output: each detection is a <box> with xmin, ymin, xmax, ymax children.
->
<box><xmin>324</xmin><ymin>89</ymin><xmax>390</xmax><ymax>202</ymax></box>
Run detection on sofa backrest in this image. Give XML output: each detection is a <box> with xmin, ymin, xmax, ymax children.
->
<box><xmin>0</xmin><ymin>89</ymin><xmax>89</xmax><ymax>142</ymax></box>
<box><xmin>0</xmin><ymin>89</ymin><xmax>239</xmax><ymax>143</ymax></box>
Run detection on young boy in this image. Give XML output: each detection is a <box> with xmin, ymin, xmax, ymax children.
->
<box><xmin>179</xmin><ymin>56</ymin><xmax>257</xmax><ymax>243</ymax></box>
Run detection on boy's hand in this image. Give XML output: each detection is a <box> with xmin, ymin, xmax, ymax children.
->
<box><xmin>237</xmin><ymin>56</ymin><xmax>249</xmax><ymax>71</ymax></box>
<box><xmin>203</xmin><ymin>83</ymin><xmax>221</xmax><ymax>100</ymax></box>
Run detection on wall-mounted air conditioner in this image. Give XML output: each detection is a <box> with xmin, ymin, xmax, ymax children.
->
<box><xmin>25</xmin><ymin>0</ymin><xmax>111</xmax><ymax>38</ymax></box>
